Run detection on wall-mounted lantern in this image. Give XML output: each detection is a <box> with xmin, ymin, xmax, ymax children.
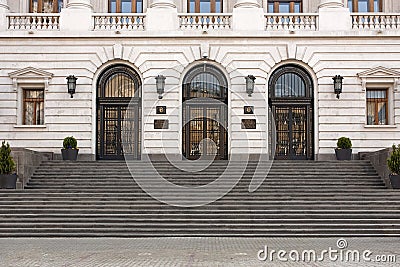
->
<box><xmin>245</xmin><ymin>75</ymin><xmax>256</xmax><ymax>97</ymax></box>
<box><xmin>66</xmin><ymin>75</ymin><xmax>77</xmax><ymax>98</ymax></box>
<box><xmin>155</xmin><ymin>75</ymin><xmax>166</xmax><ymax>99</ymax></box>
<box><xmin>333</xmin><ymin>75</ymin><xmax>343</xmax><ymax>99</ymax></box>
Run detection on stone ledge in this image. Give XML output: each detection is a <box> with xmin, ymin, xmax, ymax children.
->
<box><xmin>11</xmin><ymin>148</ymin><xmax>53</xmax><ymax>189</ymax></box>
<box><xmin>359</xmin><ymin>148</ymin><xmax>392</xmax><ymax>188</ymax></box>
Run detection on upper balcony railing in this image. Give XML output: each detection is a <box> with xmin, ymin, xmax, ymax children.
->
<box><xmin>93</xmin><ymin>14</ymin><xmax>145</xmax><ymax>30</ymax></box>
<box><xmin>178</xmin><ymin>13</ymin><xmax>232</xmax><ymax>30</ymax></box>
<box><xmin>265</xmin><ymin>14</ymin><xmax>318</xmax><ymax>31</ymax></box>
<box><xmin>6</xmin><ymin>11</ymin><xmax>400</xmax><ymax>33</ymax></box>
<box><xmin>352</xmin><ymin>13</ymin><xmax>400</xmax><ymax>30</ymax></box>
<box><xmin>7</xmin><ymin>14</ymin><xmax>60</xmax><ymax>30</ymax></box>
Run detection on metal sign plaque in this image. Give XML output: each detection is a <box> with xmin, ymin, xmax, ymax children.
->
<box><xmin>154</xmin><ymin>119</ymin><xmax>169</xmax><ymax>129</ymax></box>
<box><xmin>241</xmin><ymin>119</ymin><xmax>256</xmax><ymax>129</ymax></box>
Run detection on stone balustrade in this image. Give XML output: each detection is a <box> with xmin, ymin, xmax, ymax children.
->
<box><xmin>6</xmin><ymin>10</ymin><xmax>400</xmax><ymax>33</ymax></box>
<box><xmin>178</xmin><ymin>13</ymin><xmax>232</xmax><ymax>30</ymax></box>
<box><xmin>352</xmin><ymin>13</ymin><xmax>400</xmax><ymax>30</ymax></box>
<box><xmin>93</xmin><ymin>14</ymin><xmax>145</xmax><ymax>30</ymax></box>
<box><xmin>7</xmin><ymin>14</ymin><xmax>60</xmax><ymax>30</ymax></box>
<box><xmin>265</xmin><ymin>14</ymin><xmax>318</xmax><ymax>31</ymax></box>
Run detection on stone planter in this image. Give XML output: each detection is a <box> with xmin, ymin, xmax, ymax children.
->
<box><xmin>335</xmin><ymin>148</ymin><xmax>352</xmax><ymax>160</ymax></box>
<box><xmin>0</xmin><ymin>174</ymin><xmax>17</xmax><ymax>189</ymax></box>
<box><xmin>389</xmin><ymin>174</ymin><xmax>400</xmax><ymax>189</ymax></box>
<box><xmin>61</xmin><ymin>148</ymin><xmax>79</xmax><ymax>161</ymax></box>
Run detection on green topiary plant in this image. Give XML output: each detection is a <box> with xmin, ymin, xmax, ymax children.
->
<box><xmin>63</xmin><ymin>136</ymin><xmax>77</xmax><ymax>149</ymax></box>
<box><xmin>388</xmin><ymin>144</ymin><xmax>400</xmax><ymax>175</ymax></box>
<box><xmin>0</xmin><ymin>141</ymin><xmax>16</xmax><ymax>175</ymax></box>
<box><xmin>337</xmin><ymin>137</ymin><xmax>352</xmax><ymax>149</ymax></box>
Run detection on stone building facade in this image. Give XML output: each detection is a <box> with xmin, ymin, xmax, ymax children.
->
<box><xmin>1</xmin><ymin>0</ymin><xmax>400</xmax><ymax>161</ymax></box>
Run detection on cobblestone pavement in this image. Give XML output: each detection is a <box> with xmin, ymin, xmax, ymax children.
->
<box><xmin>0</xmin><ymin>237</ymin><xmax>399</xmax><ymax>267</ymax></box>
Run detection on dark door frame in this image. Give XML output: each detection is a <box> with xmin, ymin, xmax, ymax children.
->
<box><xmin>268</xmin><ymin>64</ymin><xmax>314</xmax><ymax>160</ymax></box>
<box><xmin>183</xmin><ymin>99</ymin><xmax>227</xmax><ymax>160</ymax></box>
<box><xmin>182</xmin><ymin>63</ymin><xmax>228</xmax><ymax>160</ymax></box>
<box><xmin>96</xmin><ymin>65</ymin><xmax>142</xmax><ymax>160</ymax></box>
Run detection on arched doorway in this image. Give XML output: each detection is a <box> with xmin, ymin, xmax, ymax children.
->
<box><xmin>269</xmin><ymin>64</ymin><xmax>314</xmax><ymax>160</ymax></box>
<box><xmin>182</xmin><ymin>63</ymin><xmax>228</xmax><ymax>160</ymax></box>
<box><xmin>96</xmin><ymin>65</ymin><xmax>141</xmax><ymax>160</ymax></box>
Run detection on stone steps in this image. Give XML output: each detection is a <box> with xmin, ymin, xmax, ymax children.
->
<box><xmin>0</xmin><ymin>159</ymin><xmax>398</xmax><ymax>237</ymax></box>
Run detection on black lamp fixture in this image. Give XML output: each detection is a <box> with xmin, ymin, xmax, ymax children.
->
<box><xmin>333</xmin><ymin>75</ymin><xmax>343</xmax><ymax>99</ymax></box>
<box><xmin>155</xmin><ymin>75</ymin><xmax>166</xmax><ymax>99</ymax></box>
<box><xmin>66</xmin><ymin>75</ymin><xmax>77</xmax><ymax>98</ymax></box>
<box><xmin>245</xmin><ymin>75</ymin><xmax>256</xmax><ymax>97</ymax></box>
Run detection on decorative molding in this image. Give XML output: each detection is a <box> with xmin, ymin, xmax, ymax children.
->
<box><xmin>357</xmin><ymin>66</ymin><xmax>400</xmax><ymax>91</ymax></box>
<box><xmin>113</xmin><ymin>44</ymin><xmax>123</xmax><ymax>59</ymax></box>
<box><xmin>9</xmin><ymin>67</ymin><xmax>53</xmax><ymax>91</ymax></box>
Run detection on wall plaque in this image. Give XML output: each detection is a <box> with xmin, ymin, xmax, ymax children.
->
<box><xmin>154</xmin><ymin>119</ymin><xmax>169</xmax><ymax>129</ymax></box>
<box><xmin>244</xmin><ymin>106</ymin><xmax>254</xmax><ymax>114</ymax></box>
<box><xmin>241</xmin><ymin>119</ymin><xmax>256</xmax><ymax>129</ymax></box>
<box><xmin>156</xmin><ymin>106</ymin><xmax>166</xmax><ymax>114</ymax></box>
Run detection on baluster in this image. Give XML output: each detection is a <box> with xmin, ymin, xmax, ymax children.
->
<box><xmin>273</xmin><ymin>16</ymin><xmax>278</xmax><ymax>30</ymax></box>
<box><xmin>31</xmin><ymin>16</ymin><xmax>36</xmax><ymax>30</ymax></box>
<box><xmin>265</xmin><ymin>16</ymin><xmax>270</xmax><ymax>30</ymax></box>
<box><xmin>297</xmin><ymin>16</ymin><xmax>303</xmax><ymax>30</ymax></box>
<box><xmin>184</xmin><ymin>16</ymin><xmax>189</xmax><ymax>29</ymax></box>
<box><xmin>49</xmin><ymin>16</ymin><xmax>54</xmax><ymax>30</ymax></box>
<box><xmin>179</xmin><ymin>16</ymin><xmax>184</xmax><ymax>29</ymax></box>
<box><xmin>374</xmin><ymin>15</ymin><xmax>379</xmax><ymax>29</ymax></box>
<box><xmin>355</xmin><ymin>16</ymin><xmax>360</xmax><ymax>29</ymax></box>
<box><xmin>128</xmin><ymin>16</ymin><xmax>133</xmax><ymax>30</ymax></box>
<box><xmin>388</xmin><ymin>15</ymin><xmax>393</xmax><ymax>30</ymax></box>
<box><xmin>103</xmin><ymin>16</ymin><xmax>108</xmax><ymax>30</ymax></box>
<box><xmin>18</xmin><ymin>17</ymin><xmax>24</xmax><ymax>30</ymax></box>
<box><xmin>281</xmin><ymin>15</ymin><xmax>285</xmax><ymax>30</ymax></box>
<box><xmin>125</xmin><ymin>16</ymin><xmax>130</xmax><ymax>30</ymax></box>
<box><xmin>360</xmin><ymin>15</ymin><xmax>365</xmax><ymax>29</ymax></box>
<box><xmin>9</xmin><ymin>16</ymin><xmax>14</xmax><ymax>30</ymax></box>
<box><xmin>202</xmin><ymin>16</ymin><xmax>207</xmax><ymax>30</ymax></box>
<box><xmin>368</xmin><ymin>15</ymin><xmax>373</xmax><ymax>29</ymax></box>
<box><xmin>309</xmin><ymin>16</ymin><xmax>314</xmax><ymax>30</ymax></box>
<box><xmin>191</xmin><ymin>15</ymin><xmax>195</xmax><ymax>30</ymax></box>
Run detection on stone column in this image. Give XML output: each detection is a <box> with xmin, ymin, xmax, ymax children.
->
<box><xmin>60</xmin><ymin>0</ymin><xmax>93</xmax><ymax>32</ymax></box>
<box><xmin>318</xmin><ymin>0</ymin><xmax>352</xmax><ymax>31</ymax></box>
<box><xmin>0</xmin><ymin>0</ymin><xmax>9</xmax><ymax>32</ymax></box>
<box><xmin>232</xmin><ymin>0</ymin><xmax>265</xmax><ymax>31</ymax></box>
<box><xmin>146</xmin><ymin>0</ymin><xmax>179</xmax><ymax>31</ymax></box>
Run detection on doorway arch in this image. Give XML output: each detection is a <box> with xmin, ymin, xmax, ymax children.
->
<box><xmin>182</xmin><ymin>63</ymin><xmax>228</xmax><ymax>160</ymax></box>
<box><xmin>268</xmin><ymin>64</ymin><xmax>314</xmax><ymax>160</ymax></box>
<box><xmin>96</xmin><ymin>64</ymin><xmax>141</xmax><ymax>160</ymax></box>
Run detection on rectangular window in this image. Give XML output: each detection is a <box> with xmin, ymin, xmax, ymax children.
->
<box><xmin>30</xmin><ymin>0</ymin><xmax>63</xmax><ymax>13</ymax></box>
<box><xmin>109</xmin><ymin>0</ymin><xmax>143</xmax><ymax>13</ymax></box>
<box><xmin>268</xmin><ymin>1</ymin><xmax>302</xmax><ymax>13</ymax></box>
<box><xmin>188</xmin><ymin>0</ymin><xmax>222</xmax><ymax>13</ymax></box>
<box><xmin>366</xmin><ymin>89</ymin><xmax>388</xmax><ymax>125</ymax></box>
<box><xmin>23</xmin><ymin>89</ymin><xmax>44</xmax><ymax>125</ymax></box>
<box><xmin>348</xmin><ymin>0</ymin><xmax>381</xmax><ymax>12</ymax></box>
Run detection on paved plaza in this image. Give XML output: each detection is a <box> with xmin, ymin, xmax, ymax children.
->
<box><xmin>0</xmin><ymin>237</ymin><xmax>399</xmax><ymax>267</ymax></box>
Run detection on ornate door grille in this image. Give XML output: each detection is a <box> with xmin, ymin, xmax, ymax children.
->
<box><xmin>182</xmin><ymin>63</ymin><xmax>228</xmax><ymax>160</ymax></box>
<box><xmin>97</xmin><ymin>65</ymin><xmax>141</xmax><ymax>160</ymax></box>
<box><xmin>183</xmin><ymin>101</ymin><xmax>227</xmax><ymax>160</ymax></box>
<box><xmin>272</xmin><ymin>104</ymin><xmax>313</xmax><ymax>160</ymax></box>
<box><xmin>269</xmin><ymin>65</ymin><xmax>314</xmax><ymax>160</ymax></box>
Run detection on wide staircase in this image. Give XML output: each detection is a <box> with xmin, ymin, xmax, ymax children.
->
<box><xmin>0</xmin><ymin>160</ymin><xmax>400</xmax><ymax>237</ymax></box>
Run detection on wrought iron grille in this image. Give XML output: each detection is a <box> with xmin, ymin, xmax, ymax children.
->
<box><xmin>97</xmin><ymin>65</ymin><xmax>141</xmax><ymax>160</ymax></box>
<box><xmin>182</xmin><ymin>63</ymin><xmax>228</xmax><ymax>160</ymax></box>
<box><xmin>269</xmin><ymin>65</ymin><xmax>314</xmax><ymax>160</ymax></box>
